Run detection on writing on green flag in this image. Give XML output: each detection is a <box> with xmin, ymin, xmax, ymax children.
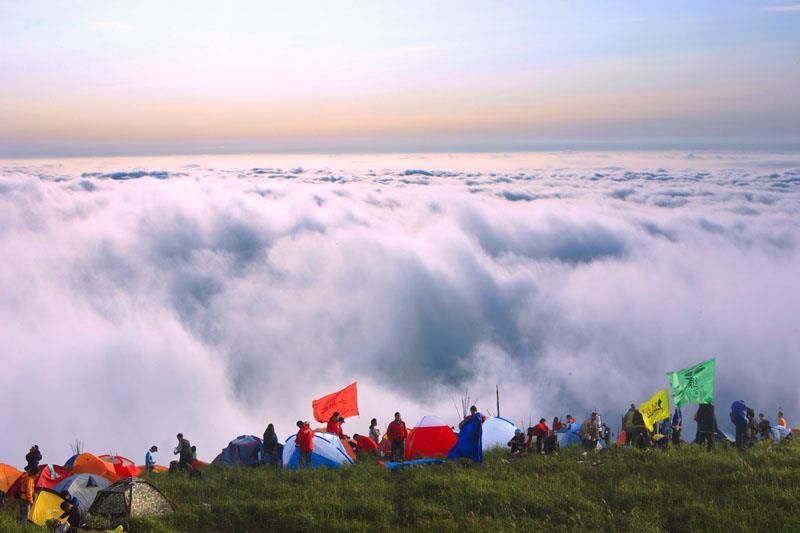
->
<box><xmin>666</xmin><ymin>358</ymin><xmax>715</xmax><ymax>407</ymax></box>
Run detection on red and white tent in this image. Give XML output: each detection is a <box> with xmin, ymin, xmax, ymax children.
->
<box><xmin>405</xmin><ymin>415</ymin><xmax>457</xmax><ymax>460</ymax></box>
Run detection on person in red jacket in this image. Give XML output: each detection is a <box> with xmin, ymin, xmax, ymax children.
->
<box><xmin>532</xmin><ymin>418</ymin><xmax>549</xmax><ymax>454</ymax></box>
<box><xmin>326</xmin><ymin>412</ymin><xmax>343</xmax><ymax>437</ymax></box>
<box><xmin>352</xmin><ymin>433</ymin><xmax>379</xmax><ymax>457</ymax></box>
<box><xmin>386</xmin><ymin>412</ymin><xmax>407</xmax><ymax>462</ymax></box>
<box><xmin>551</xmin><ymin>417</ymin><xmax>563</xmax><ymax>434</ymax></box>
<box><xmin>295</xmin><ymin>420</ymin><xmax>314</xmax><ymax>468</ymax></box>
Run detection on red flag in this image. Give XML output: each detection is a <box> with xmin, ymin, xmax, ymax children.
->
<box><xmin>312</xmin><ymin>382</ymin><xmax>359</xmax><ymax>423</ymax></box>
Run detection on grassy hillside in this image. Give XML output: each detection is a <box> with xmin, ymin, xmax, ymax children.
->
<box><xmin>2</xmin><ymin>439</ymin><xmax>799</xmax><ymax>532</ymax></box>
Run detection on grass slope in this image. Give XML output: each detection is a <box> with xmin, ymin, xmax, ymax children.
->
<box><xmin>2</xmin><ymin>440</ymin><xmax>798</xmax><ymax>532</ymax></box>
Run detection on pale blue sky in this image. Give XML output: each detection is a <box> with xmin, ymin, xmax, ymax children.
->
<box><xmin>1</xmin><ymin>0</ymin><xmax>799</xmax><ymax>156</ymax></box>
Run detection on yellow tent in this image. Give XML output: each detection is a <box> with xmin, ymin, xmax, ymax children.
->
<box><xmin>29</xmin><ymin>489</ymin><xmax>67</xmax><ymax>526</ymax></box>
<box><xmin>0</xmin><ymin>463</ymin><xmax>22</xmax><ymax>494</ymax></box>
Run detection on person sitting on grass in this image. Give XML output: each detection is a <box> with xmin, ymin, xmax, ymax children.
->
<box><xmin>532</xmin><ymin>418</ymin><xmax>549</xmax><ymax>454</ymax></box>
<box><xmin>757</xmin><ymin>413</ymin><xmax>772</xmax><ymax>440</ymax></box>
<box><xmin>295</xmin><ymin>420</ymin><xmax>314</xmax><ymax>468</ymax></box>
<box><xmin>508</xmin><ymin>429</ymin><xmax>526</xmax><ymax>455</ymax></box>
<box><xmin>580</xmin><ymin>412</ymin><xmax>600</xmax><ymax>451</ymax></box>
<box><xmin>352</xmin><ymin>433</ymin><xmax>379</xmax><ymax>457</ymax></box>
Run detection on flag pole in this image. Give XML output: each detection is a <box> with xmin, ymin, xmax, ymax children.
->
<box><xmin>496</xmin><ymin>384</ymin><xmax>500</xmax><ymax>417</ymax></box>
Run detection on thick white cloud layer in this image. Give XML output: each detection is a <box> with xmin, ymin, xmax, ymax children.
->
<box><xmin>1</xmin><ymin>152</ymin><xmax>799</xmax><ymax>465</ymax></box>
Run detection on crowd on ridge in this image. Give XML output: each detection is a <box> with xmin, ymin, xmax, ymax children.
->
<box><xmin>3</xmin><ymin>403</ymin><xmax>793</xmax><ymax>529</ymax></box>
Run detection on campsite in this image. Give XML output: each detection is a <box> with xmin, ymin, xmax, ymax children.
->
<box><xmin>1</xmin><ymin>437</ymin><xmax>799</xmax><ymax>532</ymax></box>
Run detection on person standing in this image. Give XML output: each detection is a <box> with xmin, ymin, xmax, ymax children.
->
<box><xmin>730</xmin><ymin>401</ymin><xmax>748</xmax><ymax>451</ymax></box>
<box><xmin>326</xmin><ymin>412</ymin><xmax>343</xmax><ymax>437</ymax></box>
<box><xmin>145</xmin><ymin>446</ymin><xmax>158</xmax><ymax>472</ymax></box>
<box><xmin>551</xmin><ymin>417</ymin><xmax>563</xmax><ymax>433</ymax></box>
<box><xmin>262</xmin><ymin>424</ymin><xmax>279</xmax><ymax>466</ymax></box>
<box><xmin>387</xmin><ymin>412</ymin><xmax>407</xmax><ymax>462</ymax></box>
<box><xmin>671</xmin><ymin>407</ymin><xmax>683</xmax><ymax>446</ymax></box>
<box><xmin>694</xmin><ymin>403</ymin><xmax>718</xmax><ymax>452</ymax></box>
<box><xmin>18</xmin><ymin>466</ymin><xmax>35</xmax><ymax>523</ymax></box>
<box><xmin>369</xmin><ymin>418</ymin><xmax>381</xmax><ymax>445</ymax></box>
<box><xmin>174</xmin><ymin>433</ymin><xmax>192</xmax><ymax>472</ymax></box>
<box><xmin>25</xmin><ymin>445</ymin><xmax>42</xmax><ymax>473</ymax></box>
<box><xmin>579</xmin><ymin>412</ymin><xmax>601</xmax><ymax>451</ymax></box>
<box><xmin>295</xmin><ymin>421</ymin><xmax>314</xmax><ymax>468</ymax></box>
<box><xmin>623</xmin><ymin>405</ymin><xmax>637</xmax><ymax>446</ymax></box>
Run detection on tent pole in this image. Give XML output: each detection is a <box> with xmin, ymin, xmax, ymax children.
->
<box><xmin>496</xmin><ymin>384</ymin><xmax>500</xmax><ymax>417</ymax></box>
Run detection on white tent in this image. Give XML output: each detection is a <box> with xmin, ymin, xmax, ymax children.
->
<box><xmin>283</xmin><ymin>432</ymin><xmax>354</xmax><ymax>470</ymax></box>
<box><xmin>481</xmin><ymin>417</ymin><xmax>520</xmax><ymax>451</ymax></box>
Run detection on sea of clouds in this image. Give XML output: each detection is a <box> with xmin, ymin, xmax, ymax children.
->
<box><xmin>1</xmin><ymin>151</ymin><xmax>798</xmax><ymax>464</ymax></box>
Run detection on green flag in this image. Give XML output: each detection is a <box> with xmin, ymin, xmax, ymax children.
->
<box><xmin>666</xmin><ymin>358</ymin><xmax>715</xmax><ymax>406</ymax></box>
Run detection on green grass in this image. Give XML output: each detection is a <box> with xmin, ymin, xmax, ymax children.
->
<box><xmin>3</xmin><ymin>439</ymin><xmax>799</xmax><ymax>532</ymax></box>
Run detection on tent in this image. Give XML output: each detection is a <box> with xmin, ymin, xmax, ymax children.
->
<box><xmin>89</xmin><ymin>478</ymin><xmax>174</xmax><ymax>520</ymax></box>
<box><xmin>405</xmin><ymin>416</ymin><xmax>457</xmax><ymax>460</ymax></box>
<box><xmin>72</xmin><ymin>453</ymin><xmax>119</xmax><ymax>482</ymax></box>
<box><xmin>219</xmin><ymin>435</ymin><xmax>262</xmax><ymax>466</ymax></box>
<box><xmin>0</xmin><ymin>463</ymin><xmax>22</xmax><ymax>494</ymax></box>
<box><xmin>29</xmin><ymin>488</ymin><xmax>68</xmax><ymax>526</ymax></box>
<box><xmin>99</xmin><ymin>455</ymin><xmax>142</xmax><ymax>479</ymax></box>
<box><xmin>53</xmin><ymin>473</ymin><xmax>111</xmax><ymax>509</ymax></box>
<box><xmin>8</xmin><ymin>464</ymin><xmax>71</xmax><ymax>495</ymax></box>
<box><xmin>481</xmin><ymin>417</ymin><xmax>520</xmax><ymax>451</ymax></box>
<box><xmin>64</xmin><ymin>454</ymin><xmax>78</xmax><ymax>469</ymax></box>
<box><xmin>282</xmin><ymin>432</ymin><xmax>355</xmax><ymax>470</ymax></box>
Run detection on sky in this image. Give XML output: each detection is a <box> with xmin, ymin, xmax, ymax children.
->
<box><xmin>1</xmin><ymin>0</ymin><xmax>800</xmax><ymax>157</ymax></box>
<box><xmin>1</xmin><ymin>151</ymin><xmax>798</xmax><ymax>462</ymax></box>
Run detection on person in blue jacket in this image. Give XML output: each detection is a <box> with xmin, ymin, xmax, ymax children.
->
<box><xmin>730</xmin><ymin>400</ymin><xmax>748</xmax><ymax>450</ymax></box>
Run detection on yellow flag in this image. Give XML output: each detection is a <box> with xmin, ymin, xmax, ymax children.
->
<box><xmin>640</xmin><ymin>389</ymin><xmax>670</xmax><ymax>431</ymax></box>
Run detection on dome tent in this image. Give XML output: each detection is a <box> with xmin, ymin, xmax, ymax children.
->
<box><xmin>28</xmin><ymin>489</ymin><xmax>68</xmax><ymax>526</ymax></box>
<box><xmin>99</xmin><ymin>455</ymin><xmax>141</xmax><ymax>479</ymax></box>
<box><xmin>219</xmin><ymin>435</ymin><xmax>262</xmax><ymax>466</ymax></box>
<box><xmin>0</xmin><ymin>463</ymin><xmax>22</xmax><ymax>494</ymax></box>
<box><xmin>482</xmin><ymin>417</ymin><xmax>520</xmax><ymax>451</ymax></box>
<box><xmin>53</xmin><ymin>473</ymin><xmax>111</xmax><ymax>509</ymax></box>
<box><xmin>282</xmin><ymin>432</ymin><xmax>354</xmax><ymax>470</ymax></box>
<box><xmin>405</xmin><ymin>416</ymin><xmax>457</xmax><ymax>460</ymax></box>
<box><xmin>72</xmin><ymin>453</ymin><xmax>119</xmax><ymax>482</ymax></box>
<box><xmin>89</xmin><ymin>478</ymin><xmax>174</xmax><ymax>521</ymax></box>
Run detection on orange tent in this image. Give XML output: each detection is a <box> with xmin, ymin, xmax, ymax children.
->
<box><xmin>0</xmin><ymin>463</ymin><xmax>22</xmax><ymax>494</ymax></box>
<box><xmin>137</xmin><ymin>464</ymin><xmax>168</xmax><ymax>473</ymax></box>
<box><xmin>71</xmin><ymin>453</ymin><xmax>119</xmax><ymax>482</ymax></box>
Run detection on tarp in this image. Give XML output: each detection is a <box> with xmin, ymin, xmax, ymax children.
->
<box><xmin>282</xmin><ymin>432</ymin><xmax>355</xmax><ymax>470</ymax></box>
<box><xmin>53</xmin><ymin>473</ymin><xmax>111</xmax><ymax>509</ymax></box>
<box><xmin>0</xmin><ymin>463</ymin><xmax>22</xmax><ymax>494</ymax></box>
<box><xmin>312</xmin><ymin>382</ymin><xmax>359</xmax><ymax>423</ymax></box>
<box><xmin>667</xmin><ymin>358</ymin><xmax>715</xmax><ymax>406</ymax></box>
<box><xmin>379</xmin><ymin>459</ymin><xmax>447</xmax><ymax>469</ymax></box>
<box><xmin>557</xmin><ymin>422</ymin><xmax>584</xmax><ymax>447</ymax></box>
<box><xmin>405</xmin><ymin>416</ymin><xmax>457</xmax><ymax>460</ymax></box>
<box><xmin>220</xmin><ymin>435</ymin><xmax>262</xmax><ymax>466</ymax></box>
<box><xmin>29</xmin><ymin>488</ymin><xmax>67</xmax><ymax>526</ymax></box>
<box><xmin>481</xmin><ymin>417</ymin><xmax>520</xmax><ymax>451</ymax></box>
<box><xmin>770</xmin><ymin>425</ymin><xmax>791</xmax><ymax>442</ymax></box>
<box><xmin>448</xmin><ymin>413</ymin><xmax>484</xmax><ymax>463</ymax></box>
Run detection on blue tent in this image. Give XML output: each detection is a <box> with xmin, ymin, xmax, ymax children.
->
<box><xmin>53</xmin><ymin>473</ymin><xmax>111</xmax><ymax>509</ymax></box>
<box><xmin>219</xmin><ymin>435</ymin><xmax>262</xmax><ymax>466</ymax></box>
<box><xmin>448</xmin><ymin>413</ymin><xmax>484</xmax><ymax>463</ymax></box>
<box><xmin>282</xmin><ymin>432</ymin><xmax>354</xmax><ymax>470</ymax></box>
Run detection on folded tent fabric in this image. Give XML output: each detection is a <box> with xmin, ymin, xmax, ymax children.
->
<box><xmin>448</xmin><ymin>413</ymin><xmax>484</xmax><ymax>463</ymax></box>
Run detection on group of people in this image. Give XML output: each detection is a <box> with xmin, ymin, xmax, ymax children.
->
<box><xmin>730</xmin><ymin>402</ymin><xmax>789</xmax><ymax>450</ymax></box>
